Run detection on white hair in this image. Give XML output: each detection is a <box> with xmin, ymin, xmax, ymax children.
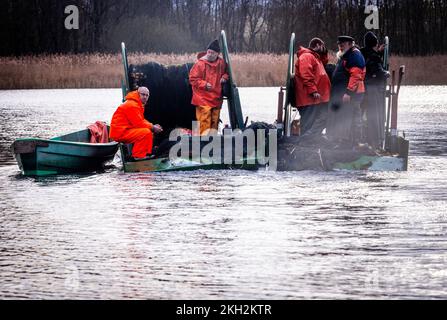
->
<box><xmin>137</xmin><ymin>86</ymin><xmax>149</xmax><ymax>93</ymax></box>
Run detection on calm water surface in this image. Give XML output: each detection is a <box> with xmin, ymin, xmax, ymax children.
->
<box><xmin>0</xmin><ymin>87</ymin><xmax>446</xmax><ymax>299</ymax></box>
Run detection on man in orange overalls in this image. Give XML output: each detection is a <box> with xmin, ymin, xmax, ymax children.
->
<box><xmin>189</xmin><ymin>39</ymin><xmax>229</xmax><ymax>135</ymax></box>
<box><xmin>110</xmin><ymin>87</ymin><xmax>163</xmax><ymax>160</ymax></box>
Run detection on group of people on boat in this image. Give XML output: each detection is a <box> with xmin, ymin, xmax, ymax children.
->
<box><xmin>109</xmin><ymin>31</ymin><xmax>388</xmax><ymax>160</ymax></box>
<box><xmin>109</xmin><ymin>39</ymin><xmax>228</xmax><ymax>160</ymax></box>
<box><xmin>294</xmin><ymin>31</ymin><xmax>389</xmax><ymax>151</ymax></box>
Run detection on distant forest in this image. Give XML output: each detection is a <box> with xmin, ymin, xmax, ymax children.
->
<box><xmin>2</xmin><ymin>0</ymin><xmax>447</xmax><ymax>56</ymax></box>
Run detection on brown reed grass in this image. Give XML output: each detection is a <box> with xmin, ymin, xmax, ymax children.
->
<box><xmin>389</xmin><ymin>55</ymin><xmax>446</xmax><ymax>86</ymax></box>
<box><xmin>0</xmin><ymin>53</ymin><xmax>443</xmax><ymax>89</ymax></box>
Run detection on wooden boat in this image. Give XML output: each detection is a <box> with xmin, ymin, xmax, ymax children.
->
<box><xmin>11</xmin><ymin>128</ymin><xmax>119</xmax><ymax>176</ymax></box>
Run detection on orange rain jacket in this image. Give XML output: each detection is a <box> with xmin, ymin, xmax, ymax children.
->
<box><xmin>109</xmin><ymin>91</ymin><xmax>153</xmax><ymax>140</ymax></box>
<box><xmin>294</xmin><ymin>47</ymin><xmax>331</xmax><ymax>107</ymax></box>
<box><xmin>189</xmin><ymin>52</ymin><xmax>229</xmax><ymax>108</ymax></box>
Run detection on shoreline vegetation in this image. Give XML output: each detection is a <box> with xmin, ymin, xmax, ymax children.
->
<box><xmin>0</xmin><ymin>53</ymin><xmax>444</xmax><ymax>89</ymax></box>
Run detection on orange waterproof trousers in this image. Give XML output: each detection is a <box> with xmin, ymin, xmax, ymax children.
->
<box><xmin>117</xmin><ymin>128</ymin><xmax>153</xmax><ymax>158</ymax></box>
<box><xmin>196</xmin><ymin>106</ymin><xmax>221</xmax><ymax>135</ymax></box>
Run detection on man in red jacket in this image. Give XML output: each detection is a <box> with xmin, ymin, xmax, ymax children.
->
<box><xmin>294</xmin><ymin>38</ymin><xmax>331</xmax><ymax>139</ymax></box>
<box><xmin>110</xmin><ymin>87</ymin><xmax>163</xmax><ymax>160</ymax></box>
<box><xmin>189</xmin><ymin>39</ymin><xmax>229</xmax><ymax>135</ymax></box>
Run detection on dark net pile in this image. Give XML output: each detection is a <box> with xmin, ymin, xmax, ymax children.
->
<box><xmin>128</xmin><ymin>62</ymin><xmax>196</xmax><ymax>143</ymax></box>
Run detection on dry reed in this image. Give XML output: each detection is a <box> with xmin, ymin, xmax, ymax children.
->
<box><xmin>0</xmin><ymin>53</ymin><xmax>443</xmax><ymax>89</ymax></box>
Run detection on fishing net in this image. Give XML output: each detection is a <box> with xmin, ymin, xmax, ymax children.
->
<box><xmin>277</xmin><ymin>134</ymin><xmax>379</xmax><ymax>171</ymax></box>
<box><xmin>153</xmin><ymin>121</ymin><xmax>277</xmax><ymax>163</ymax></box>
<box><xmin>128</xmin><ymin>62</ymin><xmax>196</xmax><ymax>144</ymax></box>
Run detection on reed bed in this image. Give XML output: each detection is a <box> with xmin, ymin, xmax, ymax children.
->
<box><xmin>0</xmin><ymin>53</ymin><xmax>443</xmax><ymax>89</ymax></box>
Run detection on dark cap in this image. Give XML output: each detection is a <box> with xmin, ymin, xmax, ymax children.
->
<box><xmin>364</xmin><ymin>31</ymin><xmax>378</xmax><ymax>48</ymax></box>
<box><xmin>207</xmin><ymin>39</ymin><xmax>221</xmax><ymax>53</ymax></box>
<box><xmin>337</xmin><ymin>35</ymin><xmax>355</xmax><ymax>44</ymax></box>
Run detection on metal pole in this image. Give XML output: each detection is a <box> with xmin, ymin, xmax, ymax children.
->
<box><xmin>277</xmin><ymin>87</ymin><xmax>284</xmax><ymax>124</ymax></box>
<box><xmin>384</xmin><ymin>70</ymin><xmax>395</xmax><ymax>151</ymax></box>
<box><xmin>383</xmin><ymin>36</ymin><xmax>389</xmax><ymax>70</ymax></box>
<box><xmin>381</xmin><ymin>36</ymin><xmax>390</xmax><ymax>150</ymax></box>
<box><xmin>284</xmin><ymin>33</ymin><xmax>295</xmax><ymax>137</ymax></box>
<box><xmin>121</xmin><ymin>42</ymin><xmax>130</xmax><ymax>102</ymax></box>
<box><xmin>390</xmin><ymin>66</ymin><xmax>406</xmax><ymax>153</ymax></box>
<box><xmin>220</xmin><ymin>30</ymin><xmax>245</xmax><ymax>130</ymax></box>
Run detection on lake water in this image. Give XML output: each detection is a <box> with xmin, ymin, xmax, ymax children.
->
<box><xmin>0</xmin><ymin>87</ymin><xmax>446</xmax><ymax>299</ymax></box>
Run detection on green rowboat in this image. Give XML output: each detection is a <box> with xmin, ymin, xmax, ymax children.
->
<box><xmin>11</xmin><ymin>129</ymin><xmax>119</xmax><ymax>176</ymax></box>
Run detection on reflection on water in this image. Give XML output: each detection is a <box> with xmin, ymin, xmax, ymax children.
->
<box><xmin>0</xmin><ymin>87</ymin><xmax>446</xmax><ymax>299</ymax></box>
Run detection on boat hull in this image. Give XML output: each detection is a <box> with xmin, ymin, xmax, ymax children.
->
<box><xmin>120</xmin><ymin>133</ymin><xmax>409</xmax><ymax>173</ymax></box>
<box><xmin>277</xmin><ymin>135</ymin><xmax>409</xmax><ymax>172</ymax></box>
<box><xmin>12</xmin><ymin>138</ymin><xmax>119</xmax><ymax>176</ymax></box>
<box><xmin>122</xmin><ymin>156</ymin><xmax>259</xmax><ymax>173</ymax></box>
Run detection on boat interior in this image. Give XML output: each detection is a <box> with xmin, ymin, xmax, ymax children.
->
<box><xmin>51</xmin><ymin>129</ymin><xmax>92</xmax><ymax>142</ymax></box>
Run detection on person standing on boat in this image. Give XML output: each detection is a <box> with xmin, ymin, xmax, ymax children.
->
<box><xmin>189</xmin><ymin>39</ymin><xmax>229</xmax><ymax>135</ymax></box>
<box><xmin>109</xmin><ymin>87</ymin><xmax>163</xmax><ymax>160</ymax></box>
<box><xmin>294</xmin><ymin>38</ymin><xmax>331</xmax><ymax>140</ymax></box>
<box><xmin>327</xmin><ymin>36</ymin><xmax>366</xmax><ymax>148</ymax></box>
<box><xmin>360</xmin><ymin>31</ymin><xmax>390</xmax><ymax>149</ymax></box>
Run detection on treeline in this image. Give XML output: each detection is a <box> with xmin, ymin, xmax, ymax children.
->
<box><xmin>2</xmin><ymin>0</ymin><xmax>447</xmax><ymax>56</ymax></box>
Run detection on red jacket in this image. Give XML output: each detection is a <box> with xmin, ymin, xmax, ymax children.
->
<box><xmin>294</xmin><ymin>47</ymin><xmax>331</xmax><ymax>107</ymax></box>
<box><xmin>87</xmin><ymin>121</ymin><xmax>109</xmax><ymax>143</ymax></box>
<box><xmin>189</xmin><ymin>52</ymin><xmax>229</xmax><ymax>108</ymax></box>
<box><xmin>109</xmin><ymin>91</ymin><xmax>153</xmax><ymax>140</ymax></box>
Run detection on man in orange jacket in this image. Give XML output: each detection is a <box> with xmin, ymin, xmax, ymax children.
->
<box><xmin>189</xmin><ymin>39</ymin><xmax>229</xmax><ymax>135</ymax></box>
<box><xmin>294</xmin><ymin>38</ymin><xmax>331</xmax><ymax>139</ymax></box>
<box><xmin>110</xmin><ymin>87</ymin><xmax>163</xmax><ymax>160</ymax></box>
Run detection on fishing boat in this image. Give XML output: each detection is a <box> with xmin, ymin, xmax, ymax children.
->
<box><xmin>117</xmin><ymin>30</ymin><xmax>409</xmax><ymax>173</ymax></box>
<box><xmin>276</xmin><ymin>33</ymin><xmax>409</xmax><ymax>171</ymax></box>
<box><xmin>118</xmin><ymin>30</ymin><xmax>261</xmax><ymax>173</ymax></box>
<box><xmin>11</xmin><ymin>128</ymin><xmax>119</xmax><ymax>176</ymax></box>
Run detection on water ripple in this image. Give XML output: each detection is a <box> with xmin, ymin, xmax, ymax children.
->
<box><xmin>0</xmin><ymin>88</ymin><xmax>446</xmax><ymax>299</ymax></box>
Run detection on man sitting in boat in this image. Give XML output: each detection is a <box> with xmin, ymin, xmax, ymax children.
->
<box><xmin>109</xmin><ymin>87</ymin><xmax>163</xmax><ymax>160</ymax></box>
<box><xmin>189</xmin><ymin>39</ymin><xmax>229</xmax><ymax>135</ymax></box>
